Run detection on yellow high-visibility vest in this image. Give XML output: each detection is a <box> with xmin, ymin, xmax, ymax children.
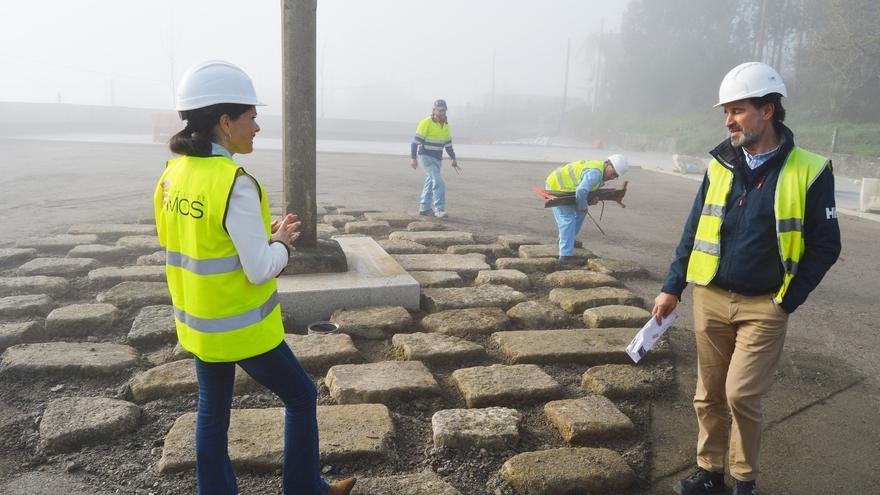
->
<box><xmin>544</xmin><ymin>160</ymin><xmax>605</xmax><ymax>192</ymax></box>
<box><xmin>686</xmin><ymin>147</ymin><xmax>830</xmax><ymax>302</ymax></box>
<box><xmin>154</xmin><ymin>155</ymin><xmax>284</xmax><ymax>362</ymax></box>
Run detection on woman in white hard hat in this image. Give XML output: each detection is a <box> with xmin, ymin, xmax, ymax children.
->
<box><xmin>155</xmin><ymin>60</ymin><xmax>355</xmax><ymax>495</ymax></box>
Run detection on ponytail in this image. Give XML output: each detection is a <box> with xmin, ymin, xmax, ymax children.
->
<box><xmin>168</xmin><ymin>103</ymin><xmax>253</xmax><ymax>157</ymax></box>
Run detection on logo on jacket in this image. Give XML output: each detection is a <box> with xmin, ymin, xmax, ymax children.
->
<box><xmin>825</xmin><ymin>207</ymin><xmax>837</xmax><ymax>220</ymax></box>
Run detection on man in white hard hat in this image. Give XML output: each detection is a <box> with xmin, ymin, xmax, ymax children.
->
<box><xmin>543</xmin><ymin>154</ymin><xmax>628</xmax><ymax>265</ymax></box>
<box><xmin>652</xmin><ymin>62</ymin><xmax>840</xmax><ymax>495</ymax></box>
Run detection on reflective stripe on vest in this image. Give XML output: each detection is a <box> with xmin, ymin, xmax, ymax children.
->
<box><xmin>155</xmin><ymin>155</ymin><xmax>284</xmax><ymax>362</ymax></box>
<box><xmin>685</xmin><ymin>147</ymin><xmax>829</xmax><ymax>303</ymax></box>
<box><xmin>544</xmin><ymin>160</ymin><xmax>604</xmax><ymax>192</ymax></box>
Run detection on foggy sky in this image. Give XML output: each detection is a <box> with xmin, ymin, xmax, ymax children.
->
<box><xmin>0</xmin><ymin>0</ymin><xmax>626</xmax><ymax>121</ymax></box>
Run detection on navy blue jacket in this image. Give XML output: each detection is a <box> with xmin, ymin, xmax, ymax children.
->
<box><xmin>661</xmin><ymin>124</ymin><xmax>841</xmax><ymax>313</ymax></box>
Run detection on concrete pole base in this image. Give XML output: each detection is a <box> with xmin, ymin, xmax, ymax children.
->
<box><xmin>285</xmin><ymin>239</ymin><xmax>348</xmax><ymax>274</ymax></box>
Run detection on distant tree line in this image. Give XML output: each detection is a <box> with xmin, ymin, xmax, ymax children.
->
<box><xmin>603</xmin><ymin>0</ymin><xmax>880</xmax><ymax>121</ymax></box>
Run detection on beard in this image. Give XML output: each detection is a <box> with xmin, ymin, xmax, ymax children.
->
<box><xmin>730</xmin><ymin>128</ymin><xmax>760</xmax><ymax>148</ymax></box>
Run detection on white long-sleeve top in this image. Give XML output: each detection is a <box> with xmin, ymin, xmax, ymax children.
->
<box><xmin>213</xmin><ymin>143</ymin><xmax>289</xmax><ymax>285</ymax></box>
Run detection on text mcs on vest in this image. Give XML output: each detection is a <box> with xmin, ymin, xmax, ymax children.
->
<box><xmin>166</xmin><ymin>192</ymin><xmax>206</xmax><ymax>219</ymax></box>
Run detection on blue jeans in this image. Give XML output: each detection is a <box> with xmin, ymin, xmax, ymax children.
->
<box><xmin>418</xmin><ymin>154</ymin><xmax>445</xmax><ymax>212</ymax></box>
<box><xmin>194</xmin><ymin>342</ymin><xmax>329</xmax><ymax>495</ymax></box>
<box><xmin>552</xmin><ymin>204</ymin><xmax>586</xmax><ymax>256</ymax></box>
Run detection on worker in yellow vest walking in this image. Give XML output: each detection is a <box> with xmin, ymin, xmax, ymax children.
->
<box><xmin>544</xmin><ymin>155</ymin><xmax>628</xmax><ymax>266</ymax></box>
<box><xmin>155</xmin><ymin>60</ymin><xmax>355</xmax><ymax>495</ymax></box>
<box><xmin>652</xmin><ymin>62</ymin><xmax>841</xmax><ymax>495</ymax></box>
<box><xmin>410</xmin><ymin>99</ymin><xmax>461</xmax><ymax>218</ymax></box>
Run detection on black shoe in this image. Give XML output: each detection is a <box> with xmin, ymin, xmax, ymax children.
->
<box><xmin>673</xmin><ymin>467</ymin><xmax>726</xmax><ymax>495</ymax></box>
<box><xmin>558</xmin><ymin>256</ymin><xmax>583</xmax><ymax>267</ymax></box>
<box><xmin>418</xmin><ymin>209</ymin><xmax>432</xmax><ymax>216</ymax></box>
<box><xmin>733</xmin><ymin>480</ymin><xmax>757</xmax><ymax>495</ymax></box>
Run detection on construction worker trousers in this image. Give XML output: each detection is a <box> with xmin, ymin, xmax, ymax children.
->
<box><xmin>692</xmin><ymin>284</ymin><xmax>789</xmax><ymax>482</ymax></box>
<box><xmin>418</xmin><ymin>154</ymin><xmax>446</xmax><ymax>213</ymax></box>
<box><xmin>551</xmin><ymin>204</ymin><xmax>586</xmax><ymax>256</ymax></box>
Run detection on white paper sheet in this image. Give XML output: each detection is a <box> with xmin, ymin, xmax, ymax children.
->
<box><xmin>625</xmin><ymin>309</ymin><xmax>678</xmax><ymax>363</ymax></box>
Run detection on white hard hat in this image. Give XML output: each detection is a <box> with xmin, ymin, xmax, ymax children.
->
<box><xmin>607</xmin><ymin>154</ymin><xmax>629</xmax><ymax>176</ymax></box>
<box><xmin>175</xmin><ymin>60</ymin><xmax>264</xmax><ymax>112</ymax></box>
<box><xmin>715</xmin><ymin>62</ymin><xmax>787</xmax><ymax>107</ymax></box>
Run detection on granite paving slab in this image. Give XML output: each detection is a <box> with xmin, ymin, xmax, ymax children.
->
<box><xmin>44</xmin><ymin>303</ymin><xmax>119</xmax><ymax>337</ymax></box>
<box><xmin>0</xmin><ymin>294</ymin><xmax>53</xmax><ymax>318</ymax></box>
<box><xmin>68</xmin><ymin>223</ymin><xmax>156</xmax><ymax>239</ymax></box>
<box><xmin>0</xmin><ymin>276</ymin><xmax>69</xmax><ymax>298</ymax></box>
<box><xmin>363</xmin><ymin>211</ymin><xmax>414</xmax><ymax>228</ymax></box>
<box><xmin>494</xmin><ymin>257</ymin><xmax>558</xmax><ymax>273</ymax></box>
<box><xmin>388</xmin><ymin>231</ymin><xmax>474</xmax><ymax>247</ymax></box>
<box><xmin>323</xmin><ymin>214</ymin><xmax>356</xmax><ymax>227</ymax></box>
<box><xmin>582</xmin><ymin>305</ymin><xmax>652</xmax><ymax>328</ymax></box>
<box><xmin>581</xmin><ymin>364</ymin><xmax>664</xmax><ymax>399</ymax></box>
<box><xmin>492</xmin><ymin>328</ymin><xmax>643</xmax><ymax>365</ymax></box>
<box><xmin>432</xmin><ymin>407</ymin><xmax>521</xmax><ymax>450</ymax></box>
<box><xmin>1</xmin><ymin>342</ymin><xmax>139</xmax><ymax>376</ymax></box>
<box><xmin>351</xmin><ymin>473</ymin><xmax>461</xmax><ymax>495</ymax></box>
<box><xmin>128</xmin><ymin>359</ymin><xmax>256</xmax><ymax>403</ymax></box>
<box><xmin>97</xmin><ymin>281</ymin><xmax>171</xmax><ymax>308</ymax></box>
<box><xmin>39</xmin><ymin>397</ymin><xmax>140</xmax><ymax>453</ymax></box>
<box><xmin>420</xmin><ymin>307</ymin><xmax>510</xmax><ymax>336</ymax></box>
<box><xmin>16</xmin><ymin>235</ymin><xmax>99</xmax><ymax>254</ymax></box>
<box><xmin>544</xmin><ymin>270</ymin><xmax>619</xmax><ymax>289</ymax></box>
<box><xmin>496</xmin><ymin>235</ymin><xmax>546</xmax><ymax>251</ymax></box>
<box><xmin>377</xmin><ymin>239</ymin><xmax>429</xmax><ymax>255</ymax></box>
<box><xmin>344</xmin><ymin>220</ymin><xmax>392</xmax><ymax>236</ymax></box>
<box><xmin>447</xmin><ymin>244</ymin><xmax>512</xmax><ymax>257</ymax></box>
<box><xmin>116</xmin><ymin>235</ymin><xmax>162</xmax><ymax>254</ymax></box>
<box><xmin>421</xmin><ymin>285</ymin><xmax>526</xmax><ymax>313</ymax></box>
<box><xmin>325</xmin><ymin>361</ymin><xmax>441</xmax><ymax>404</ymax></box>
<box><xmin>544</xmin><ymin>397</ymin><xmax>635</xmax><ymax>443</ymax></box>
<box><xmin>394</xmin><ymin>254</ymin><xmax>490</xmax><ymax>278</ymax></box>
<box><xmin>330</xmin><ymin>305</ymin><xmax>413</xmax><ymax>340</ymax></box>
<box><xmin>283</xmin><ymin>333</ymin><xmax>361</xmax><ymax>373</ymax></box>
<box><xmin>0</xmin><ymin>322</ymin><xmax>44</xmax><ymax>352</ymax></box>
<box><xmin>519</xmin><ymin>244</ymin><xmax>594</xmax><ymax>260</ymax></box>
<box><xmin>409</xmin><ymin>271</ymin><xmax>463</xmax><ymax>288</ymax></box>
<box><xmin>336</xmin><ymin>208</ymin><xmax>372</xmax><ymax>217</ymax></box>
<box><xmin>391</xmin><ymin>332</ymin><xmax>486</xmax><ymax>365</ymax></box>
<box><xmin>587</xmin><ymin>258</ymin><xmax>648</xmax><ymax>279</ymax></box>
<box><xmin>0</xmin><ymin>472</ymin><xmax>114</xmax><ymax>495</ymax></box>
<box><xmin>127</xmin><ymin>305</ymin><xmax>175</xmax><ymax>347</ymax></box>
<box><xmin>406</xmin><ymin>221</ymin><xmax>448</xmax><ymax>232</ymax></box>
<box><xmin>316</xmin><ymin>224</ymin><xmax>339</xmax><ymax>239</ymax></box>
<box><xmin>136</xmin><ymin>251</ymin><xmax>165</xmax><ymax>266</ymax></box>
<box><xmin>505</xmin><ymin>301</ymin><xmax>571</xmax><ymax>329</ymax></box>
<box><xmin>16</xmin><ymin>257</ymin><xmax>99</xmax><ymax>277</ymax></box>
<box><xmin>451</xmin><ymin>364</ymin><xmax>562</xmax><ymax>408</ymax></box>
<box><xmin>158</xmin><ymin>404</ymin><xmax>394</xmax><ymax>473</ymax></box>
<box><xmin>0</xmin><ymin>248</ymin><xmax>36</xmax><ymax>267</ymax></box>
<box><xmin>87</xmin><ymin>265</ymin><xmax>166</xmax><ymax>288</ymax></box>
<box><xmin>499</xmin><ymin>447</ymin><xmax>635</xmax><ymax>494</ymax></box>
<box><xmin>67</xmin><ymin>244</ymin><xmax>131</xmax><ymax>263</ymax></box>
<box><xmin>549</xmin><ymin>287</ymin><xmax>642</xmax><ymax>313</ymax></box>
<box><xmin>474</xmin><ymin>269</ymin><xmax>531</xmax><ymax>291</ymax></box>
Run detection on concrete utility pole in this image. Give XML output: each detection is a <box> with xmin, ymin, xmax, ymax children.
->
<box><xmin>282</xmin><ymin>0</ymin><xmax>318</xmax><ymax>249</ymax></box>
<box><xmin>556</xmin><ymin>38</ymin><xmax>571</xmax><ymax>137</ymax></box>
<box><xmin>591</xmin><ymin>18</ymin><xmax>604</xmax><ymax>114</ymax></box>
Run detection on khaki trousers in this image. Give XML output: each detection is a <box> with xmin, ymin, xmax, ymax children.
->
<box><xmin>692</xmin><ymin>284</ymin><xmax>789</xmax><ymax>481</ymax></box>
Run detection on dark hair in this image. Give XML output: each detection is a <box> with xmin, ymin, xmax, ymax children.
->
<box><xmin>169</xmin><ymin>103</ymin><xmax>253</xmax><ymax>156</ymax></box>
<box><xmin>749</xmin><ymin>93</ymin><xmax>786</xmax><ymax>126</ymax></box>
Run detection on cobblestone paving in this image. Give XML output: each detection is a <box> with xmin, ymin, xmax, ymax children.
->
<box><xmin>0</xmin><ymin>210</ymin><xmax>673</xmax><ymax>494</ymax></box>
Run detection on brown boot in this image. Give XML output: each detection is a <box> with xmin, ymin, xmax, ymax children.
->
<box><xmin>327</xmin><ymin>477</ymin><xmax>356</xmax><ymax>495</ymax></box>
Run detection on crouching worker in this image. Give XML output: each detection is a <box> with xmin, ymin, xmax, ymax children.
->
<box><xmin>155</xmin><ymin>60</ymin><xmax>355</xmax><ymax>495</ymax></box>
<box><xmin>545</xmin><ymin>154</ymin><xmax>628</xmax><ymax>265</ymax></box>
